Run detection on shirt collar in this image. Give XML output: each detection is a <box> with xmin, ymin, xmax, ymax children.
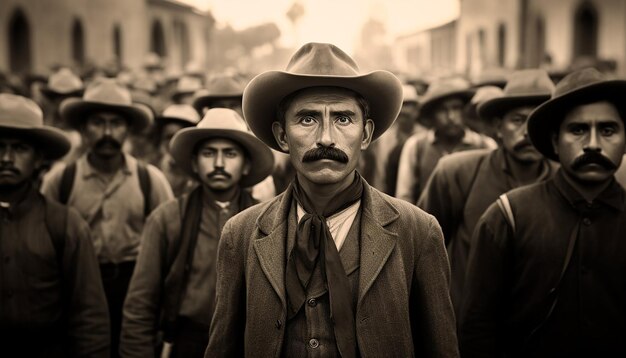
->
<box><xmin>496</xmin><ymin>147</ymin><xmax>554</xmax><ymax>181</ymax></box>
<box><xmin>553</xmin><ymin>169</ymin><xmax>625</xmax><ymax>212</ymax></box>
<box><xmin>0</xmin><ymin>184</ymin><xmax>39</xmax><ymax>219</ymax></box>
<box><xmin>202</xmin><ymin>186</ymin><xmax>241</xmax><ymax>212</ymax></box>
<box><xmin>80</xmin><ymin>152</ymin><xmax>133</xmax><ymax>179</ymax></box>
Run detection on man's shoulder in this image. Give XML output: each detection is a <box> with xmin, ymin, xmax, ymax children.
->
<box><xmin>505</xmin><ymin>179</ymin><xmax>552</xmax><ymax>204</ymax></box>
<box><xmin>368</xmin><ymin>186</ymin><xmax>435</xmax><ymax>224</ymax></box>
<box><xmin>226</xmin><ymin>193</ymin><xmax>283</xmax><ymax>232</ymax></box>
<box><xmin>435</xmin><ymin>149</ymin><xmax>493</xmax><ymax>175</ymax></box>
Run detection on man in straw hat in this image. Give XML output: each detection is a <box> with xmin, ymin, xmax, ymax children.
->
<box><xmin>206</xmin><ymin>42</ymin><xmax>458</xmax><ymax>358</ymax></box>
<box><xmin>41</xmin><ymin>78</ymin><xmax>173</xmax><ymax>358</ymax></box>
<box><xmin>0</xmin><ymin>94</ymin><xmax>110</xmax><ymax>357</ymax></box>
<box><xmin>395</xmin><ymin>77</ymin><xmax>497</xmax><ymax>203</ymax></box>
<box><xmin>461</xmin><ymin>68</ymin><xmax>626</xmax><ymax>357</ymax></box>
<box><xmin>121</xmin><ymin>108</ymin><xmax>273</xmax><ymax>358</ymax></box>
<box><xmin>418</xmin><ymin>69</ymin><xmax>559</xmax><ymax>321</ymax></box>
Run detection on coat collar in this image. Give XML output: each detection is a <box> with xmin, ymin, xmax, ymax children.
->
<box><xmin>252</xmin><ymin>179</ymin><xmax>401</xmax><ymax>309</ymax></box>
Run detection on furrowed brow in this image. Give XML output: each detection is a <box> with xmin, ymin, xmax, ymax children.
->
<box><xmin>295</xmin><ymin>109</ymin><xmax>321</xmax><ymax>117</ymax></box>
<box><xmin>331</xmin><ymin>110</ymin><xmax>356</xmax><ymax>117</ymax></box>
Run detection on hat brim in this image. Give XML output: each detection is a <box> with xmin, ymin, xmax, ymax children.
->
<box><xmin>478</xmin><ymin>94</ymin><xmax>551</xmax><ymax>120</ymax></box>
<box><xmin>169</xmin><ymin>128</ymin><xmax>275</xmax><ymax>187</ymax></box>
<box><xmin>0</xmin><ymin>125</ymin><xmax>71</xmax><ymax>160</ymax></box>
<box><xmin>192</xmin><ymin>94</ymin><xmax>242</xmax><ymax>114</ymax></box>
<box><xmin>242</xmin><ymin>70</ymin><xmax>403</xmax><ymax>151</ymax></box>
<box><xmin>528</xmin><ymin>80</ymin><xmax>626</xmax><ymax>161</ymax></box>
<box><xmin>420</xmin><ymin>90</ymin><xmax>476</xmax><ymax>116</ymax></box>
<box><xmin>60</xmin><ymin>98</ymin><xmax>153</xmax><ymax>133</ymax></box>
<box><xmin>40</xmin><ymin>87</ymin><xmax>84</xmax><ymax>100</ymax></box>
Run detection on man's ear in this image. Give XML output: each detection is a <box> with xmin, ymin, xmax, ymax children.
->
<box><xmin>551</xmin><ymin>132</ymin><xmax>559</xmax><ymax>156</ymax></box>
<box><xmin>271</xmin><ymin>121</ymin><xmax>289</xmax><ymax>152</ymax></box>
<box><xmin>242</xmin><ymin>157</ymin><xmax>251</xmax><ymax>176</ymax></box>
<box><xmin>361</xmin><ymin>118</ymin><xmax>375</xmax><ymax>150</ymax></box>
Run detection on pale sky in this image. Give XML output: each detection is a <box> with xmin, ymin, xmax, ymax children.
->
<box><xmin>181</xmin><ymin>0</ymin><xmax>459</xmax><ymax>54</ymax></box>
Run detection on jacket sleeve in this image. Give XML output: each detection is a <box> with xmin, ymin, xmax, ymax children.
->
<box><xmin>120</xmin><ymin>204</ymin><xmax>172</xmax><ymax>358</ymax></box>
<box><xmin>411</xmin><ymin>215</ymin><xmax>460</xmax><ymax>358</ymax></box>
<box><xmin>395</xmin><ymin>135</ymin><xmax>420</xmax><ymax>203</ymax></box>
<box><xmin>205</xmin><ymin>219</ymin><xmax>246</xmax><ymax>358</ymax></box>
<box><xmin>459</xmin><ymin>203</ymin><xmax>511</xmax><ymax>358</ymax></box>
<box><xmin>147</xmin><ymin>164</ymin><xmax>175</xmax><ymax>209</ymax></box>
<box><xmin>64</xmin><ymin>208</ymin><xmax>111</xmax><ymax>357</ymax></box>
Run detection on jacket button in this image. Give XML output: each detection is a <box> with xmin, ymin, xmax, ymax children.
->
<box><xmin>583</xmin><ymin>217</ymin><xmax>591</xmax><ymax>226</ymax></box>
<box><xmin>308</xmin><ymin>338</ymin><xmax>319</xmax><ymax>349</ymax></box>
<box><xmin>307</xmin><ymin>298</ymin><xmax>317</xmax><ymax>307</ymax></box>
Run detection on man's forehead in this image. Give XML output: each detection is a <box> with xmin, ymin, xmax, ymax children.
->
<box><xmin>87</xmin><ymin>111</ymin><xmax>126</xmax><ymax>121</ymax></box>
<box><xmin>504</xmin><ymin>105</ymin><xmax>535</xmax><ymax>117</ymax></box>
<box><xmin>563</xmin><ymin>101</ymin><xmax>623</xmax><ymax>124</ymax></box>
<box><xmin>198</xmin><ymin>137</ymin><xmax>244</xmax><ymax>150</ymax></box>
<box><xmin>288</xmin><ymin>87</ymin><xmax>361</xmax><ymax>108</ymax></box>
<box><xmin>438</xmin><ymin>97</ymin><xmax>466</xmax><ymax>108</ymax></box>
<box><xmin>0</xmin><ymin>136</ymin><xmax>34</xmax><ymax>146</ymax></box>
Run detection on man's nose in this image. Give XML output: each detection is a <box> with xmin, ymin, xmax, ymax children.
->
<box><xmin>584</xmin><ymin>127</ymin><xmax>601</xmax><ymax>153</ymax></box>
<box><xmin>214</xmin><ymin>151</ymin><xmax>225</xmax><ymax>168</ymax></box>
<box><xmin>317</xmin><ymin>118</ymin><xmax>335</xmax><ymax>147</ymax></box>
<box><xmin>0</xmin><ymin>148</ymin><xmax>14</xmax><ymax>163</ymax></box>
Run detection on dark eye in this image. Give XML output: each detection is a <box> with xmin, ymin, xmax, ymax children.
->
<box><xmin>336</xmin><ymin>116</ymin><xmax>351</xmax><ymax>125</ymax></box>
<box><xmin>201</xmin><ymin>150</ymin><xmax>215</xmax><ymax>157</ymax></box>
<box><xmin>569</xmin><ymin>125</ymin><xmax>586</xmax><ymax>135</ymax></box>
<box><xmin>600</xmin><ymin>126</ymin><xmax>617</xmax><ymax>136</ymax></box>
<box><xmin>300</xmin><ymin>116</ymin><xmax>315</xmax><ymax>125</ymax></box>
<box><xmin>224</xmin><ymin>151</ymin><xmax>238</xmax><ymax>158</ymax></box>
<box><xmin>14</xmin><ymin>143</ymin><xmax>30</xmax><ymax>152</ymax></box>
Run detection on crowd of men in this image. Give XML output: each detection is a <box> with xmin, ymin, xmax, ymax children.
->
<box><xmin>1</xmin><ymin>41</ymin><xmax>626</xmax><ymax>358</ymax></box>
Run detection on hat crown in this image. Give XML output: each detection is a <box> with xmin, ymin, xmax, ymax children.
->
<box><xmin>422</xmin><ymin>77</ymin><xmax>471</xmax><ymax>102</ymax></box>
<box><xmin>471</xmin><ymin>86</ymin><xmax>504</xmax><ymax>105</ymax></box>
<box><xmin>48</xmin><ymin>68</ymin><xmax>83</xmax><ymax>93</ymax></box>
<box><xmin>197</xmin><ymin>108</ymin><xmax>249</xmax><ymax>132</ymax></box>
<box><xmin>553</xmin><ymin>67</ymin><xmax>607</xmax><ymax>98</ymax></box>
<box><xmin>176</xmin><ymin>76</ymin><xmax>203</xmax><ymax>93</ymax></box>
<box><xmin>285</xmin><ymin>42</ymin><xmax>360</xmax><ymax>76</ymax></box>
<box><xmin>0</xmin><ymin>93</ymin><xmax>44</xmax><ymax>128</ymax></box>
<box><xmin>161</xmin><ymin>104</ymin><xmax>200</xmax><ymax>124</ymax></box>
<box><xmin>205</xmin><ymin>75</ymin><xmax>246</xmax><ymax>96</ymax></box>
<box><xmin>502</xmin><ymin>69</ymin><xmax>554</xmax><ymax>97</ymax></box>
<box><xmin>83</xmin><ymin>79</ymin><xmax>133</xmax><ymax>106</ymax></box>
<box><xmin>402</xmin><ymin>84</ymin><xmax>419</xmax><ymax>102</ymax></box>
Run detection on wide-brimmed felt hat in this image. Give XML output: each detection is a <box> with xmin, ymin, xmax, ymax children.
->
<box><xmin>528</xmin><ymin>67</ymin><xmax>626</xmax><ymax>161</ymax></box>
<box><xmin>0</xmin><ymin>94</ymin><xmax>70</xmax><ymax>160</ymax></box>
<box><xmin>172</xmin><ymin>76</ymin><xmax>203</xmax><ymax>101</ymax></box>
<box><xmin>419</xmin><ymin>77</ymin><xmax>475</xmax><ymax>117</ymax></box>
<box><xmin>192</xmin><ymin>74</ymin><xmax>246</xmax><ymax>114</ymax></box>
<box><xmin>156</xmin><ymin>104</ymin><xmax>201</xmax><ymax>128</ymax></box>
<box><xmin>478</xmin><ymin>69</ymin><xmax>554</xmax><ymax>120</ymax></box>
<box><xmin>60</xmin><ymin>79</ymin><xmax>153</xmax><ymax>133</ymax></box>
<box><xmin>169</xmin><ymin>108</ymin><xmax>274</xmax><ymax>187</ymax></box>
<box><xmin>40</xmin><ymin>68</ymin><xmax>84</xmax><ymax>99</ymax></box>
<box><xmin>471</xmin><ymin>67</ymin><xmax>511</xmax><ymax>89</ymax></box>
<box><xmin>143</xmin><ymin>52</ymin><xmax>164</xmax><ymax>70</ymax></box>
<box><xmin>402</xmin><ymin>84</ymin><xmax>419</xmax><ymax>103</ymax></box>
<box><xmin>242</xmin><ymin>42</ymin><xmax>403</xmax><ymax>151</ymax></box>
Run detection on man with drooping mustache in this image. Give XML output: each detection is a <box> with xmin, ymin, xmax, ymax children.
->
<box><xmin>417</xmin><ymin>69</ymin><xmax>559</xmax><ymax>320</ymax></box>
<box><xmin>120</xmin><ymin>108</ymin><xmax>273</xmax><ymax>358</ymax></box>
<box><xmin>41</xmin><ymin>79</ymin><xmax>173</xmax><ymax>358</ymax></box>
<box><xmin>460</xmin><ymin>68</ymin><xmax>626</xmax><ymax>357</ymax></box>
<box><xmin>206</xmin><ymin>43</ymin><xmax>458</xmax><ymax>358</ymax></box>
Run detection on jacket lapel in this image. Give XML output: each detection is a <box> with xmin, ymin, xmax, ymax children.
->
<box><xmin>358</xmin><ymin>184</ymin><xmax>400</xmax><ymax>306</ymax></box>
<box><xmin>252</xmin><ymin>186</ymin><xmax>294</xmax><ymax>309</ymax></box>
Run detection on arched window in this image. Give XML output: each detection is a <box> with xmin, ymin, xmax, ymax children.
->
<box><xmin>113</xmin><ymin>24</ymin><xmax>123</xmax><ymax>63</ymax></box>
<box><xmin>8</xmin><ymin>8</ymin><xmax>32</xmax><ymax>74</ymax></box>
<box><xmin>150</xmin><ymin>20</ymin><xmax>167</xmax><ymax>56</ymax></box>
<box><xmin>71</xmin><ymin>18</ymin><xmax>85</xmax><ymax>66</ymax></box>
<box><xmin>478</xmin><ymin>28</ymin><xmax>486</xmax><ymax>66</ymax></box>
<box><xmin>573</xmin><ymin>1</ymin><xmax>598</xmax><ymax>58</ymax></box>
<box><xmin>497</xmin><ymin>23</ymin><xmax>506</xmax><ymax>66</ymax></box>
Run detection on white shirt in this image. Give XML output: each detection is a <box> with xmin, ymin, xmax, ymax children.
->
<box><xmin>296</xmin><ymin>200</ymin><xmax>361</xmax><ymax>251</ymax></box>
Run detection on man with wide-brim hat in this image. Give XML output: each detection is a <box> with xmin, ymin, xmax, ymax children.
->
<box><xmin>461</xmin><ymin>67</ymin><xmax>626</xmax><ymax>357</ymax></box>
<box><xmin>41</xmin><ymin>78</ymin><xmax>173</xmax><ymax>358</ymax></box>
<box><xmin>0</xmin><ymin>93</ymin><xmax>110</xmax><ymax>357</ymax></box>
<box><xmin>38</xmin><ymin>68</ymin><xmax>85</xmax><ymax>127</ymax></box>
<box><xmin>151</xmin><ymin>104</ymin><xmax>201</xmax><ymax>197</ymax></box>
<box><xmin>191</xmin><ymin>74</ymin><xmax>247</xmax><ymax>116</ymax></box>
<box><xmin>171</xmin><ymin>76</ymin><xmax>203</xmax><ymax>105</ymax></box>
<box><xmin>206</xmin><ymin>42</ymin><xmax>458</xmax><ymax>358</ymax></box>
<box><xmin>121</xmin><ymin>108</ymin><xmax>273</xmax><ymax>358</ymax></box>
<box><xmin>417</xmin><ymin>69</ymin><xmax>559</xmax><ymax>321</ymax></box>
<box><xmin>395</xmin><ymin>77</ymin><xmax>497</xmax><ymax>203</ymax></box>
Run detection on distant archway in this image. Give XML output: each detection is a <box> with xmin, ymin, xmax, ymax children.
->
<box><xmin>150</xmin><ymin>20</ymin><xmax>167</xmax><ymax>57</ymax></box>
<box><xmin>8</xmin><ymin>8</ymin><xmax>32</xmax><ymax>74</ymax></box>
<box><xmin>71</xmin><ymin>18</ymin><xmax>85</xmax><ymax>66</ymax></box>
<box><xmin>113</xmin><ymin>24</ymin><xmax>123</xmax><ymax>63</ymax></box>
<box><xmin>573</xmin><ymin>1</ymin><xmax>598</xmax><ymax>58</ymax></box>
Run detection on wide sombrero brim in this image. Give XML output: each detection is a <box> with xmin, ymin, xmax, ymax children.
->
<box><xmin>0</xmin><ymin>124</ymin><xmax>71</xmax><ymax>160</ymax></box>
<box><xmin>528</xmin><ymin>79</ymin><xmax>626</xmax><ymax>161</ymax></box>
<box><xmin>242</xmin><ymin>70</ymin><xmax>403</xmax><ymax>151</ymax></box>
<box><xmin>169</xmin><ymin>128</ymin><xmax>275</xmax><ymax>187</ymax></box>
<box><xmin>420</xmin><ymin>90</ymin><xmax>475</xmax><ymax>116</ymax></box>
<box><xmin>192</xmin><ymin>94</ymin><xmax>243</xmax><ymax>114</ymax></box>
<box><xmin>40</xmin><ymin>87</ymin><xmax>84</xmax><ymax>100</ymax></box>
<box><xmin>478</xmin><ymin>94</ymin><xmax>551</xmax><ymax>121</ymax></box>
<box><xmin>60</xmin><ymin>98</ymin><xmax>153</xmax><ymax>133</ymax></box>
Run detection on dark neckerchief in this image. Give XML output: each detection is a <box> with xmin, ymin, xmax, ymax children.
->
<box><xmin>286</xmin><ymin>171</ymin><xmax>363</xmax><ymax>358</ymax></box>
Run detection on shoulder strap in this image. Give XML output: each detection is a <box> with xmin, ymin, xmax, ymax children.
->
<box><xmin>136</xmin><ymin>161</ymin><xmax>152</xmax><ymax>217</ymax></box>
<box><xmin>496</xmin><ymin>193</ymin><xmax>516</xmax><ymax>233</ymax></box>
<box><xmin>43</xmin><ymin>196</ymin><xmax>69</xmax><ymax>271</ymax></box>
<box><xmin>59</xmin><ymin>162</ymin><xmax>77</xmax><ymax>205</ymax></box>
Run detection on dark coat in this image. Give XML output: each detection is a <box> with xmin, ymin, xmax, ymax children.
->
<box><xmin>206</xmin><ymin>182</ymin><xmax>459</xmax><ymax>358</ymax></box>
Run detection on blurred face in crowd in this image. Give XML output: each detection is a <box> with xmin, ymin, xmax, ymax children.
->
<box><xmin>396</xmin><ymin>101</ymin><xmax>419</xmax><ymax>135</ymax></box>
<box><xmin>202</xmin><ymin>98</ymin><xmax>243</xmax><ymax>117</ymax></box>
<box><xmin>192</xmin><ymin>138</ymin><xmax>250</xmax><ymax>192</ymax></box>
<box><xmin>432</xmin><ymin>97</ymin><xmax>466</xmax><ymax>139</ymax></box>
<box><xmin>0</xmin><ymin>136</ymin><xmax>41</xmax><ymax>188</ymax></box>
<box><xmin>497</xmin><ymin>106</ymin><xmax>543</xmax><ymax>163</ymax></box>
<box><xmin>272</xmin><ymin>87</ymin><xmax>374</xmax><ymax>187</ymax></box>
<box><xmin>160</xmin><ymin>122</ymin><xmax>186</xmax><ymax>153</ymax></box>
<box><xmin>81</xmin><ymin>111</ymin><xmax>129</xmax><ymax>158</ymax></box>
<box><xmin>553</xmin><ymin>101</ymin><xmax>625</xmax><ymax>184</ymax></box>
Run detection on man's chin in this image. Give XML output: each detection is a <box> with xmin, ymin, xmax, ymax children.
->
<box><xmin>568</xmin><ymin>167</ymin><xmax>615</xmax><ymax>185</ymax></box>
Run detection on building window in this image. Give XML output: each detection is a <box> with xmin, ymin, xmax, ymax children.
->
<box><xmin>150</xmin><ymin>19</ymin><xmax>167</xmax><ymax>57</ymax></box>
<box><xmin>573</xmin><ymin>1</ymin><xmax>598</xmax><ymax>58</ymax></box>
<box><xmin>71</xmin><ymin>18</ymin><xmax>85</xmax><ymax>66</ymax></box>
<box><xmin>113</xmin><ymin>24</ymin><xmax>123</xmax><ymax>64</ymax></box>
<box><xmin>478</xmin><ymin>28</ymin><xmax>486</xmax><ymax>67</ymax></box>
<box><xmin>8</xmin><ymin>8</ymin><xmax>32</xmax><ymax>74</ymax></box>
<box><xmin>174</xmin><ymin>19</ymin><xmax>191</xmax><ymax>66</ymax></box>
<box><xmin>497</xmin><ymin>23</ymin><xmax>506</xmax><ymax>66</ymax></box>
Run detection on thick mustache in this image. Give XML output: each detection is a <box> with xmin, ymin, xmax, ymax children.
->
<box><xmin>513</xmin><ymin>140</ymin><xmax>534</xmax><ymax>151</ymax></box>
<box><xmin>207</xmin><ymin>168</ymin><xmax>232</xmax><ymax>179</ymax></box>
<box><xmin>571</xmin><ymin>152</ymin><xmax>617</xmax><ymax>171</ymax></box>
<box><xmin>95</xmin><ymin>137</ymin><xmax>122</xmax><ymax>150</ymax></box>
<box><xmin>302</xmin><ymin>146</ymin><xmax>349</xmax><ymax>164</ymax></box>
